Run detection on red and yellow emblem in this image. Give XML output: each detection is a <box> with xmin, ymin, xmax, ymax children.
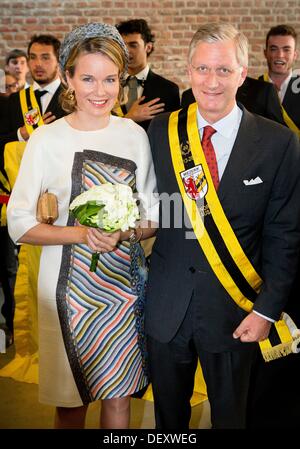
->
<box><xmin>24</xmin><ymin>108</ymin><xmax>41</xmax><ymax>126</ymax></box>
<box><xmin>181</xmin><ymin>164</ymin><xmax>208</xmax><ymax>200</ymax></box>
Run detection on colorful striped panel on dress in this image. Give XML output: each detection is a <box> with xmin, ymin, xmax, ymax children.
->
<box><xmin>56</xmin><ymin>150</ymin><xmax>148</xmax><ymax>404</ymax></box>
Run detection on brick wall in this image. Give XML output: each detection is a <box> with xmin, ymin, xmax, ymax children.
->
<box><xmin>1</xmin><ymin>0</ymin><xmax>299</xmax><ymax>92</ymax></box>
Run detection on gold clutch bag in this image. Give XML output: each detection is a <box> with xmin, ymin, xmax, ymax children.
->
<box><xmin>36</xmin><ymin>192</ymin><xmax>58</xmax><ymax>225</ymax></box>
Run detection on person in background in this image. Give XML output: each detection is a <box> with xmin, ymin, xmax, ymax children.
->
<box><xmin>7</xmin><ymin>22</ymin><xmax>158</xmax><ymax>429</ymax></box>
<box><xmin>248</xmin><ymin>24</ymin><xmax>300</xmax><ymax>429</ymax></box>
<box><xmin>260</xmin><ymin>24</ymin><xmax>300</xmax><ymax>136</ymax></box>
<box><xmin>0</xmin><ymin>35</ymin><xmax>66</xmax><ymax>347</ymax></box>
<box><xmin>116</xmin><ymin>18</ymin><xmax>180</xmax><ymax>130</ymax></box>
<box><xmin>0</xmin><ymin>72</ymin><xmax>20</xmax><ymax>97</ymax></box>
<box><xmin>145</xmin><ymin>22</ymin><xmax>300</xmax><ymax>429</ymax></box>
<box><xmin>0</xmin><ymin>71</ymin><xmax>22</xmax><ymax>346</ymax></box>
<box><xmin>0</xmin><ymin>34</ymin><xmax>65</xmax><ymax>149</ymax></box>
<box><xmin>5</xmin><ymin>49</ymin><xmax>29</xmax><ymax>90</ymax></box>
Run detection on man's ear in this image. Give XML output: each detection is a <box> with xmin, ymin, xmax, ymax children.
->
<box><xmin>187</xmin><ymin>64</ymin><xmax>192</xmax><ymax>82</ymax></box>
<box><xmin>293</xmin><ymin>49</ymin><xmax>298</xmax><ymax>63</ymax></box>
<box><xmin>145</xmin><ymin>42</ymin><xmax>153</xmax><ymax>56</ymax></box>
<box><xmin>238</xmin><ymin>66</ymin><xmax>248</xmax><ymax>87</ymax></box>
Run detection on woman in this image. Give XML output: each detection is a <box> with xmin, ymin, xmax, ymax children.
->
<box><xmin>7</xmin><ymin>23</ymin><xmax>158</xmax><ymax>429</ymax></box>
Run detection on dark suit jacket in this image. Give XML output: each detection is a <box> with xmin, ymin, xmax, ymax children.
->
<box><xmin>259</xmin><ymin>74</ymin><xmax>300</xmax><ymax>129</ymax></box>
<box><xmin>181</xmin><ymin>76</ymin><xmax>285</xmax><ymax>125</ymax></box>
<box><xmin>122</xmin><ymin>69</ymin><xmax>180</xmax><ymax>130</ymax></box>
<box><xmin>0</xmin><ymin>83</ymin><xmax>66</xmax><ymax>150</ymax></box>
<box><xmin>145</xmin><ymin>106</ymin><xmax>300</xmax><ymax>352</ymax></box>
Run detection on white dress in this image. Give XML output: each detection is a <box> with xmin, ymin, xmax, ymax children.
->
<box><xmin>7</xmin><ymin>115</ymin><xmax>158</xmax><ymax>406</ymax></box>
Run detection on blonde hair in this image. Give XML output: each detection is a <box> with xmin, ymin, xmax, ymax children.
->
<box><xmin>60</xmin><ymin>36</ymin><xmax>127</xmax><ymax>113</ymax></box>
<box><xmin>188</xmin><ymin>22</ymin><xmax>248</xmax><ymax>67</ymax></box>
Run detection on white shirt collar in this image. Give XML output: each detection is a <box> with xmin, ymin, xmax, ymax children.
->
<box><xmin>268</xmin><ymin>71</ymin><xmax>293</xmax><ymax>102</ymax></box>
<box><xmin>33</xmin><ymin>77</ymin><xmax>61</xmax><ymax>94</ymax></box>
<box><xmin>125</xmin><ymin>65</ymin><xmax>149</xmax><ymax>81</ymax></box>
<box><xmin>196</xmin><ymin>103</ymin><xmax>242</xmax><ymax>138</ymax></box>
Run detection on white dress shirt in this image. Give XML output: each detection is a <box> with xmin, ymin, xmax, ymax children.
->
<box><xmin>268</xmin><ymin>71</ymin><xmax>293</xmax><ymax>103</ymax></box>
<box><xmin>124</xmin><ymin>65</ymin><xmax>149</xmax><ymax>101</ymax></box>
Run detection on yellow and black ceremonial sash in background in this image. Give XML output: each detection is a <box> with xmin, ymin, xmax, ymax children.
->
<box><xmin>263</xmin><ymin>72</ymin><xmax>300</xmax><ymax>138</ymax></box>
<box><xmin>19</xmin><ymin>86</ymin><xmax>44</xmax><ymax>136</ymax></box>
<box><xmin>168</xmin><ymin>102</ymin><xmax>300</xmax><ymax>361</ymax></box>
<box><xmin>0</xmin><ymin>169</ymin><xmax>10</xmax><ymax>226</ymax></box>
<box><xmin>112</xmin><ymin>102</ymin><xmax>125</xmax><ymax>117</ymax></box>
<box><xmin>4</xmin><ymin>87</ymin><xmax>44</xmax><ymax>191</ymax></box>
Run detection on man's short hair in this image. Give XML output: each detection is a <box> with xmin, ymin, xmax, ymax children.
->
<box><xmin>188</xmin><ymin>22</ymin><xmax>248</xmax><ymax>67</ymax></box>
<box><xmin>116</xmin><ymin>19</ymin><xmax>155</xmax><ymax>55</ymax></box>
<box><xmin>5</xmin><ymin>48</ymin><xmax>28</xmax><ymax>65</ymax></box>
<box><xmin>27</xmin><ymin>34</ymin><xmax>61</xmax><ymax>60</ymax></box>
<box><xmin>266</xmin><ymin>24</ymin><xmax>298</xmax><ymax>48</ymax></box>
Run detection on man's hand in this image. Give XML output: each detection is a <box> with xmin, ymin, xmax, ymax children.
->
<box><xmin>125</xmin><ymin>96</ymin><xmax>165</xmax><ymax>122</ymax></box>
<box><xmin>42</xmin><ymin>111</ymin><xmax>56</xmax><ymax>125</ymax></box>
<box><xmin>19</xmin><ymin>125</ymin><xmax>30</xmax><ymax>141</ymax></box>
<box><xmin>233</xmin><ymin>311</ymin><xmax>272</xmax><ymax>342</ymax></box>
<box><xmin>19</xmin><ymin>112</ymin><xmax>56</xmax><ymax>141</ymax></box>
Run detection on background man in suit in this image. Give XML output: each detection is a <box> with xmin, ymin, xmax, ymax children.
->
<box><xmin>145</xmin><ymin>22</ymin><xmax>300</xmax><ymax>429</ymax></box>
<box><xmin>5</xmin><ymin>49</ymin><xmax>29</xmax><ymax>90</ymax></box>
<box><xmin>116</xmin><ymin>19</ymin><xmax>180</xmax><ymax>130</ymax></box>
<box><xmin>181</xmin><ymin>76</ymin><xmax>285</xmax><ymax>125</ymax></box>
<box><xmin>260</xmin><ymin>24</ymin><xmax>300</xmax><ymax>133</ymax></box>
<box><xmin>0</xmin><ymin>34</ymin><xmax>65</xmax><ymax>149</ymax></box>
<box><xmin>0</xmin><ymin>34</ymin><xmax>65</xmax><ymax>345</ymax></box>
<box><xmin>247</xmin><ymin>23</ymin><xmax>300</xmax><ymax>430</ymax></box>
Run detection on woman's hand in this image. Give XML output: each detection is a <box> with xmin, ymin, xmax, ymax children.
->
<box><xmin>86</xmin><ymin>228</ymin><xmax>121</xmax><ymax>253</ymax></box>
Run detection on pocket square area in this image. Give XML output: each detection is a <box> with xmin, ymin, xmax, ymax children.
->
<box><xmin>243</xmin><ymin>176</ymin><xmax>263</xmax><ymax>186</ymax></box>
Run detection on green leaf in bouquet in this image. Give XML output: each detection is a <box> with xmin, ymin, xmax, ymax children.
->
<box><xmin>71</xmin><ymin>202</ymin><xmax>105</xmax><ymax>227</ymax></box>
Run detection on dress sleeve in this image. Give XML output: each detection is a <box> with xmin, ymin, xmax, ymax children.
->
<box><xmin>7</xmin><ymin>127</ymin><xmax>45</xmax><ymax>243</ymax></box>
<box><xmin>134</xmin><ymin>128</ymin><xmax>159</xmax><ymax>225</ymax></box>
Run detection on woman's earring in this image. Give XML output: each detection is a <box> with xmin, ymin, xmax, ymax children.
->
<box><xmin>68</xmin><ymin>89</ymin><xmax>75</xmax><ymax>101</ymax></box>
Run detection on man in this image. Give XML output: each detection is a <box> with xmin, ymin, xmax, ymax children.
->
<box><xmin>181</xmin><ymin>76</ymin><xmax>285</xmax><ymax>125</ymax></box>
<box><xmin>116</xmin><ymin>19</ymin><xmax>180</xmax><ymax>130</ymax></box>
<box><xmin>0</xmin><ymin>34</ymin><xmax>65</xmax><ymax>347</ymax></box>
<box><xmin>0</xmin><ymin>34</ymin><xmax>65</xmax><ymax>149</ymax></box>
<box><xmin>260</xmin><ymin>24</ymin><xmax>300</xmax><ymax>135</ymax></box>
<box><xmin>247</xmin><ymin>24</ymin><xmax>300</xmax><ymax>429</ymax></box>
<box><xmin>0</xmin><ymin>72</ymin><xmax>20</xmax><ymax>97</ymax></box>
<box><xmin>5</xmin><ymin>49</ymin><xmax>29</xmax><ymax>90</ymax></box>
<box><xmin>145</xmin><ymin>22</ymin><xmax>300</xmax><ymax>429</ymax></box>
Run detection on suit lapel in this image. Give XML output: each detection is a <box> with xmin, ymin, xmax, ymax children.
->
<box><xmin>218</xmin><ymin>106</ymin><xmax>261</xmax><ymax>201</ymax></box>
<box><xmin>45</xmin><ymin>83</ymin><xmax>62</xmax><ymax>115</ymax></box>
<box><xmin>142</xmin><ymin>69</ymin><xmax>154</xmax><ymax>98</ymax></box>
<box><xmin>282</xmin><ymin>76</ymin><xmax>300</xmax><ymax>127</ymax></box>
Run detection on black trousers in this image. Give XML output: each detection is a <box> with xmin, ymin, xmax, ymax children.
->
<box><xmin>147</xmin><ymin>296</ymin><xmax>256</xmax><ymax>429</ymax></box>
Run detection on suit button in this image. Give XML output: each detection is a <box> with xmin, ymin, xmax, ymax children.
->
<box><xmin>189</xmin><ymin>266</ymin><xmax>196</xmax><ymax>273</ymax></box>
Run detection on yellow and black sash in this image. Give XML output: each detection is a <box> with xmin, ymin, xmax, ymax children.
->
<box><xmin>4</xmin><ymin>87</ymin><xmax>44</xmax><ymax>190</ymax></box>
<box><xmin>19</xmin><ymin>86</ymin><xmax>44</xmax><ymax>136</ymax></box>
<box><xmin>112</xmin><ymin>102</ymin><xmax>125</xmax><ymax>117</ymax></box>
<box><xmin>2</xmin><ymin>87</ymin><xmax>45</xmax><ymax>222</ymax></box>
<box><xmin>168</xmin><ymin>102</ymin><xmax>300</xmax><ymax>361</ymax></box>
<box><xmin>0</xmin><ymin>170</ymin><xmax>10</xmax><ymax>226</ymax></box>
<box><xmin>263</xmin><ymin>72</ymin><xmax>300</xmax><ymax>138</ymax></box>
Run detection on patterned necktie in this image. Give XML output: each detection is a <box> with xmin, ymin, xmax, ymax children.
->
<box><xmin>126</xmin><ymin>76</ymin><xmax>138</xmax><ymax>111</ymax></box>
<box><xmin>202</xmin><ymin>125</ymin><xmax>219</xmax><ymax>190</ymax></box>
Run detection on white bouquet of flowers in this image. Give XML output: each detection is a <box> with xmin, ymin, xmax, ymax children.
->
<box><xmin>69</xmin><ymin>183</ymin><xmax>140</xmax><ymax>271</ymax></box>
